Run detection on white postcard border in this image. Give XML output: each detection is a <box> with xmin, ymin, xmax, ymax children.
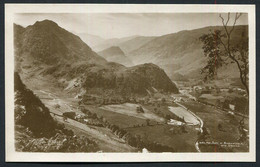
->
<box><xmin>5</xmin><ymin>4</ymin><xmax>256</xmax><ymax>162</ymax></box>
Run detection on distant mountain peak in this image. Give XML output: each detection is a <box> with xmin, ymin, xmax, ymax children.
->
<box><xmin>34</xmin><ymin>19</ymin><xmax>59</xmax><ymax>27</ymax></box>
<box><xmin>99</xmin><ymin>46</ymin><xmax>125</xmax><ymax>56</ymax></box>
<box><xmin>98</xmin><ymin>46</ymin><xmax>134</xmax><ymax>67</ymax></box>
<box><xmin>14</xmin><ymin>20</ymin><xmax>107</xmax><ymax>65</ymax></box>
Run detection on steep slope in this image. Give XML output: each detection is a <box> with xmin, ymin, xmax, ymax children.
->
<box><xmin>14</xmin><ymin>20</ymin><xmax>107</xmax><ymax>66</ymax></box>
<box><xmin>77</xmin><ymin>33</ymin><xmax>105</xmax><ymax>48</ymax></box>
<box><xmin>78</xmin><ymin>63</ymin><xmax>179</xmax><ymax>96</ymax></box>
<box><xmin>124</xmin><ymin>63</ymin><xmax>179</xmax><ymax>94</ymax></box>
<box><xmin>14</xmin><ymin>72</ymin><xmax>99</xmax><ymax>152</ymax></box>
<box><xmin>128</xmin><ymin>26</ymin><xmax>248</xmax><ymax>80</ymax></box>
<box><xmin>98</xmin><ymin>46</ymin><xmax>134</xmax><ymax>67</ymax></box>
<box><xmin>118</xmin><ymin>36</ymin><xmax>156</xmax><ymax>54</ymax></box>
<box><xmin>14</xmin><ymin>20</ymin><xmax>178</xmax><ymax>96</ymax></box>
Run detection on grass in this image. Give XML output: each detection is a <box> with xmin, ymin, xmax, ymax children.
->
<box><xmin>143</xmin><ymin>103</ymin><xmax>181</xmax><ymax>120</ymax></box>
<box><xmin>99</xmin><ymin>103</ymin><xmax>165</xmax><ymax>122</ymax></box>
<box><xmin>88</xmin><ymin>105</ymin><xmax>147</xmax><ymax>128</ymax></box>
<box><xmin>126</xmin><ymin>124</ymin><xmax>198</xmax><ymax>152</ymax></box>
<box><xmin>180</xmin><ymin>101</ymin><xmax>249</xmax><ymax>152</ymax></box>
<box><xmin>179</xmin><ymin>101</ymin><xmax>210</xmax><ymax>114</ymax></box>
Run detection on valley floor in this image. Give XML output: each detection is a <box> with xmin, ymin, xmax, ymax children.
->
<box><xmin>18</xmin><ymin>70</ymin><xmax>249</xmax><ymax>153</ymax></box>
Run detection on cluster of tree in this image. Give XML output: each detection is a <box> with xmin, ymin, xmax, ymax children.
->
<box><xmin>81</xmin><ymin>94</ymin><xmax>128</xmax><ymax>105</ymax></box>
<box><xmin>72</xmin><ymin>108</ymin><xmax>103</xmax><ymax>127</ymax></box>
<box><xmin>81</xmin><ymin>108</ymin><xmax>98</xmax><ymax>119</ymax></box>
<box><xmin>83</xmin><ymin>72</ymin><xmax>117</xmax><ymax>89</ymax></box>
<box><xmin>136</xmin><ymin>106</ymin><xmax>144</xmax><ymax>113</ymax></box>
<box><xmin>152</xmin><ymin>107</ymin><xmax>184</xmax><ymax>122</ymax></box>
<box><xmin>215</xmin><ymin>97</ymin><xmax>248</xmax><ymax>115</ymax></box>
<box><xmin>63</xmin><ymin>112</ymin><xmax>76</xmax><ymax>119</ymax></box>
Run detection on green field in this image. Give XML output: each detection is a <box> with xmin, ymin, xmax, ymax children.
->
<box><xmin>143</xmin><ymin>103</ymin><xmax>183</xmax><ymax>121</ymax></box>
<box><xmin>127</xmin><ymin>124</ymin><xmax>198</xmax><ymax>152</ymax></box>
<box><xmin>99</xmin><ymin>103</ymin><xmax>165</xmax><ymax>122</ymax></box>
<box><xmin>87</xmin><ymin>105</ymin><xmax>147</xmax><ymax>128</ymax></box>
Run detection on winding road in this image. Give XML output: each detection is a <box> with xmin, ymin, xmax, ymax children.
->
<box><xmin>175</xmin><ymin>102</ymin><xmax>204</xmax><ymax>152</ymax></box>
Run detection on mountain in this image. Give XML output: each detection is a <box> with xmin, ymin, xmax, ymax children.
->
<box><xmin>118</xmin><ymin>36</ymin><xmax>156</xmax><ymax>54</ymax></box>
<box><xmin>98</xmin><ymin>46</ymin><xmax>134</xmax><ymax>67</ymax></box>
<box><xmin>124</xmin><ymin>63</ymin><xmax>179</xmax><ymax>94</ymax></box>
<box><xmin>14</xmin><ymin>20</ymin><xmax>178</xmax><ymax>96</ymax></box>
<box><xmin>77</xmin><ymin>33</ymin><xmax>105</xmax><ymax>48</ymax></box>
<box><xmin>14</xmin><ymin>20</ymin><xmax>107</xmax><ymax>66</ymax></box>
<box><xmin>92</xmin><ymin>35</ymin><xmax>139</xmax><ymax>52</ymax></box>
<box><xmin>78</xmin><ymin>62</ymin><xmax>179</xmax><ymax>96</ymax></box>
<box><xmin>127</xmin><ymin>25</ymin><xmax>248</xmax><ymax>80</ymax></box>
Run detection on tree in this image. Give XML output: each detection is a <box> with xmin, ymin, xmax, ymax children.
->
<box><xmin>161</xmin><ymin>98</ymin><xmax>166</xmax><ymax>104</ymax></box>
<box><xmin>165</xmin><ymin>114</ymin><xmax>171</xmax><ymax>120</ymax></box>
<box><xmin>154</xmin><ymin>107</ymin><xmax>158</xmax><ymax>113</ymax></box>
<box><xmin>146</xmin><ymin>119</ymin><xmax>150</xmax><ymax>126</ymax></box>
<box><xmin>199</xmin><ymin>13</ymin><xmax>249</xmax><ymax>96</ymax></box>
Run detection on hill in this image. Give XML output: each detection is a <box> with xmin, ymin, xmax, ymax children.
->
<box><xmin>77</xmin><ymin>33</ymin><xmax>105</xmax><ymax>48</ymax></box>
<box><xmin>92</xmin><ymin>35</ymin><xmax>139</xmax><ymax>52</ymax></box>
<box><xmin>14</xmin><ymin>20</ymin><xmax>107</xmax><ymax>66</ymax></box>
<box><xmin>98</xmin><ymin>46</ymin><xmax>134</xmax><ymax>67</ymax></box>
<box><xmin>14</xmin><ymin>20</ymin><xmax>178</xmax><ymax>96</ymax></box>
<box><xmin>118</xmin><ymin>36</ymin><xmax>156</xmax><ymax>54</ymax></box>
<box><xmin>127</xmin><ymin>25</ymin><xmax>248</xmax><ymax>80</ymax></box>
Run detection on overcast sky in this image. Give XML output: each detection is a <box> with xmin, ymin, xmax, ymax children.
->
<box><xmin>14</xmin><ymin>13</ymin><xmax>248</xmax><ymax>39</ymax></box>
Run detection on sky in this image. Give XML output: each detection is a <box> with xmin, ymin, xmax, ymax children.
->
<box><xmin>14</xmin><ymin>13</ymin><xmax>248</xmax><ymax>39</ymax></box>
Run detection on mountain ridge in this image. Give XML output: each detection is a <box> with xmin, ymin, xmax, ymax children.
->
<box><xmin>126</xmin><ymin>25</ymin><xmax>248</xmax><ymax>80</ymax></box>
<box><xmin>14</xmin><ymin>19</ymin><xmax>179</xmax><ymax>96</ymax></box>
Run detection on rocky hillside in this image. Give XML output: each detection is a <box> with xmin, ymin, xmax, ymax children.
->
<box><xmin>14</xmin><ymin>72</ymin><xmax>99</xmax><ymax>152</ymax></box>
<box><xmin>14</xmin><ymin>20</ymin><xmax>107</xmax><ymax>66</ymax></box>
<box><xmin>127</xmin><ymin>25</ymin><xmax>248</xmax><ymax>80</ymax></box>
<box><xmin>98</xmin><ymin>46</ymin><xmax>134</xmax><ymax>67</ymax></box>
<box><xmin>14</xmin><ymin>20</ymin><xmax>178</xmax><ymax>96</ymax></box>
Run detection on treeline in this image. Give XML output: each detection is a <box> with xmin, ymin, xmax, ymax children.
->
<box><xmin>197</xmin><ymin>97</ymin><xmax>249</xmax><ymax>116</ymax></box>
<box><xmin>152</xmin><ymin>107</ymin><xmax>184</xmax><ymax>123</ymax></box>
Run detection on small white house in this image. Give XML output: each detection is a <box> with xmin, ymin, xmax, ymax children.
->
<box><xmin>142</xmin><ymin>148</ymin><xmax>149</xmax><ymax>153</ymax></box>
<box><xmin>229</xmin><ymin>104</ymin><xmax>235</xmax><ymax>111</ymax></box>
<box><xmin>167</xmin><ymin>119</ymin><xmax>184</xmax><ymax>126</ymax></box>
<box><xmin>228</xmin><ymin>111</ymin><xmax>235</xmax><ymax>115</ymax></box>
